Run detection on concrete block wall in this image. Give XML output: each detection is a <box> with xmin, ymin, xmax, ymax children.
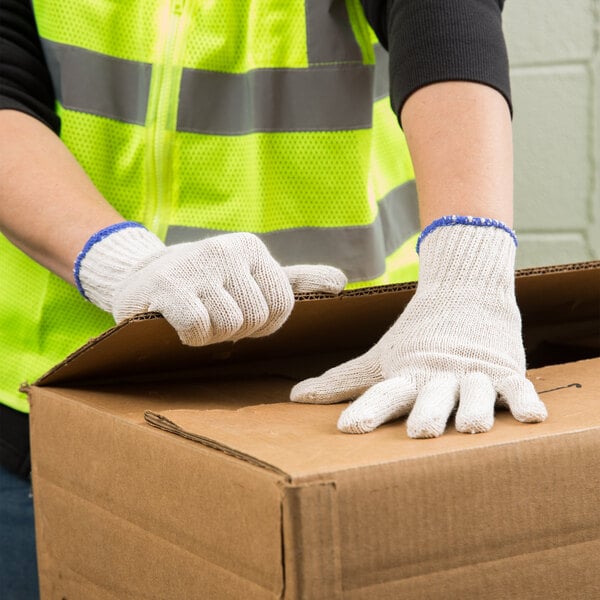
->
<box><xmin>503</xmin><ymin>0</ymin><xmax>600</xmax><ymax>268</ymax></box>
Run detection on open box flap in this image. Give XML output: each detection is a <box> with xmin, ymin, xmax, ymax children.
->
<box><xmin>32</xmin><ymin>261</ymin><xmax>599</xmax><ymax>388</ymax></box>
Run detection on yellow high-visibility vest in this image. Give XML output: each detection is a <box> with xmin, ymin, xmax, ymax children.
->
<box><xmin>0</xmin><ymin>0</ymin><xmax>418</xmax><ymax>412</ymax></box>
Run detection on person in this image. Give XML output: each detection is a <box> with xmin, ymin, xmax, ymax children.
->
<box><xmin>1</xmin><ymin>0</ymin><xmax>548</xmax><ymax>597</ymax></box>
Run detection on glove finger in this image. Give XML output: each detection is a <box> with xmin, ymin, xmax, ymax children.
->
<box><xmin>248</xmin><ymin>258</ymin><xmax>296</xmax><ymax>335</ymax></box>
<box><xmin>152</xmin><ymin>287</ymin><xmax>246</xmax><ymax>347</ymax></box>
<box><xmin>407</xmin><ymin>375</ymin><xmax>459</xmax><ymax>439</ymax></box>
<box><xmin>149</xmin><ymin>293</ymin><xmax>215</xmax><ymax>347</ymax></box>
<box><xmin>290</xmin><ymin>348</ymin><xmax>383</xmax><ymax>405</ymax></box>
<box><xmin>195</xmin><ymin>287</ymin><xmax>246</xmax><ymax>344</ymax></box>
<box><xmin>283</xmin><ymin>265</ymin><xmax>347</xmax><ymax>295</ymax></box>
<box><xmin>221</xmin><ymin>272</ymin><xmax>271</xmax><ymax>340</ymax></box>
<box><xmin>455</xmin><ymin>373</ymin><xmax>496</xmax><ymax>434</ymax></box>
<box><xmin>337</xmin><ymin>376</ymin><xmax>417</xmax><ymax>434</ymax></box>
<box><xmin>495</xmin><ymin>376</ymin><xmax>548</xmax><ymax>423</ymax></box>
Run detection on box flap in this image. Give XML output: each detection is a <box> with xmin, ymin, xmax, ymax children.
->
<box><xmin>144</xmin><ymin>358</ymin><xmax>599</xmax><ymax>483</ymax></box>
<box><xmin>33</xmin><ymin>261</ymin><xmax>599</xmax><ymax>387</ymax></box>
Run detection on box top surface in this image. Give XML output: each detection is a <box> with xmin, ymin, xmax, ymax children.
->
<box><xmin>143</xmin><ymin>358</ymin><xmax>600</xmax><ymax>482</ymax></box>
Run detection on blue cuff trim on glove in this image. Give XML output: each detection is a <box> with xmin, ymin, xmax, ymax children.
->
<box><xmin>74</xmin><ymin>221</ymin><xmax>146</xmax><ymax>299</ymax></box>
<box><xmin>416</xmin><ymin>215</ymin><xmax>518</xmax><ymax>254</ymax></box>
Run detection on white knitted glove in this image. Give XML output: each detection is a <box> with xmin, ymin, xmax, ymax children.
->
<box><xmin>75</xmin><ymin>222</ymin><xmax>347</xmax><ymax>346</ymax></box>
<box><xmin>291</xmin><ymin>216</ymin><xmax>548</xmax><ymax>438</ymax></box>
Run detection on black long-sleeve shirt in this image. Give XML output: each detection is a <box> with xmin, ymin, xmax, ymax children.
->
<box><xmin>0</xmin><ymin>0</ymin><xmax>511</xmax><ymax>135</ymax></box>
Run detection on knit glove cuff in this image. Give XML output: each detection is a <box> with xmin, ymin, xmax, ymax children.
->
<box><xmin>74</xmin><ymin>222</ymin><xmax>165</xmax><ymax>313</ymax></box>
<box><xmin>416</xmin><ymin>215</ymin><xmax>517</xmax><ymax>291</ymax></box>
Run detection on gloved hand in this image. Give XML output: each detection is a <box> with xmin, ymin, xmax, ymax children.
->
<box><xmin>75</xmin><ymin>222</ymin><xmax>347</xmax><ymax>346</ymax></box>
<box><xmin>291</xmin><ymin>216</ymin><xmax>548</xmax><ymax>438</ymax></box>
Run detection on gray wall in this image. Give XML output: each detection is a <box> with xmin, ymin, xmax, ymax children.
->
<box><xmin>503</xmin><ymin>0</ymin><xmax>600</xmax><ymax>268</ymax></box>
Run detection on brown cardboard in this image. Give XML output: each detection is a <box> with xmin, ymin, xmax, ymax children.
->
<box><xmin>28</xmin><ymin>261</ymin><xmax>600</xmax><ymax>599</ymax></box>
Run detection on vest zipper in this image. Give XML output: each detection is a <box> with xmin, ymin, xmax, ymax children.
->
<box><xmin>144</xmin><ymin>0</ymin><xmax>187</xmax><ymax>240</ymax></box>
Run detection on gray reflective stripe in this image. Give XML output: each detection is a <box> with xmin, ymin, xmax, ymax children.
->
<box><xmin>378</xmin><ymin>179</ymin><xmax>419</xmax><ymax>256</ymax></box>
<box><xmin>40</xmin><ymin>9</ymin><xmax>384</xmax><ymax>133</ymax></box>
<box><xmin>41</xmin><ymin>38</ymin><xmax>376</xmax><ymax>134</ymax></box>
<box><xmin>165</xmin><ymin>180</ymin><xmax>418</xmax><ymax>283</ymax></box>
<box><xmin>41</xmin><ymin>39</ymin><xmax>151</xmax><ymax>125</ymax></box>
<box><xmin>374</xmin><ymin>43</ymin><xmax>389</xmax><ymax>101</ymax></box>
<box><xmin>177</xmin><ymin>66</ymin><xmax>373</xmax><ymax>134</ymax></box>
<box><xmin>305</xmin><ymin>0</ymin><xmax>363</xmax><ymax>65</ymax></box>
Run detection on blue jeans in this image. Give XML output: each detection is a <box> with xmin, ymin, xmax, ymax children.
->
<box><xmin>0</xmin><ymin>465</ymin><xmax>40</xmax><ymax>599</ymax></box>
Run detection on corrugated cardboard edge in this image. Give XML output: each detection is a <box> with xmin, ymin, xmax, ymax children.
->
<box><xmin>294</xmin><ymin>259</ymin><xmax>600</xmax><ymax>300</ymax></box>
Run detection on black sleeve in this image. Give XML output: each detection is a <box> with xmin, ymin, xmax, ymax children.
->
<box><xmin>0</xmin><ymin>0</ymin><xmax>60</xmax><ymax>133</ymax></box>
<box><xmin>360</xmin><ymin>0</ymin><xmax>511</xmax><ymax>123</ymax></box>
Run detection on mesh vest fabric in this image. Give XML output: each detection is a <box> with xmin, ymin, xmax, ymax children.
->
<box><xmin>1</xmin><ymin>0</ymin><xmax>419</xmax><ymax>413</ymax></box>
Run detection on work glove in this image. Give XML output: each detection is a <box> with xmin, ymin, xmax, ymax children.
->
<box><xmin>291</xmin><ymin>216</ymin><xmax>548</xmax><ymax>438</ymax></box>
<box><xmin>75</xmin><ymin>222</ymin><xmax>347</xmax><ymax>346</ymax></box>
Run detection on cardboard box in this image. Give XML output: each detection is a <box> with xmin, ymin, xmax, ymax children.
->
<box><xmin>27</xmin><ymin>261</ymin><xmax>600</xmax><ymax>599</ymax></box>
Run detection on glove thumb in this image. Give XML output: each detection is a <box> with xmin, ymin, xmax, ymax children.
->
<box><xmin>291</xmin><ymin>347</ymin><xmax>383</xmax><ymax>405</ymax></box>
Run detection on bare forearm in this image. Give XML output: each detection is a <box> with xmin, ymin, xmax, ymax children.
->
<box><xmin>400</xmin><ymin>81</ymin><xmax>513</xmax><ymax>228</ymax></box>
<box><xmin>0</xmin><ymin>110</ymin><xmax>124</xmax><ymax>283</ymax></box>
